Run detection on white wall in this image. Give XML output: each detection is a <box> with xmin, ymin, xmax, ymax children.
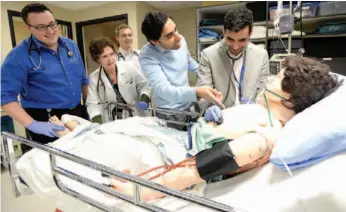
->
<box><xmin>168</xmin><ymin>7</ymin><xmax>197</xmax><ymax>59</ymax></box>
<box><xmin>72</xmin><ymin>2</ymin><xmax>139</xmax><ymax>49</ymax></box>
<box><xmin>136</xmin><ymin>2</ymin><xmax>157</xmax><ymax>49</ymax></box>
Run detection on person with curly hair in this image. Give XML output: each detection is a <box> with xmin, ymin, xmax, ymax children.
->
<box><xmin>110</xmin><ymin>55</ymin><xmax>340</xmax><ymax>201</ymax></box>
<box><xmin>86</xmin><ymin>36</ymin><xmax>151</xmax><ymax>123</ymax></box>
<box><xmin>198</xmin><ymin>7</ymin><xmax>270</xmax><ymax>124</ymax></box>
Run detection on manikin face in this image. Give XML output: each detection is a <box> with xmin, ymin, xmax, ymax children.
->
<box><xmin>117</xmin><ymin>28</ymin><xmax>133</xmax><ymax>50</ymax></box>
<box><xmin>98</xmin><ymin>46</ymin><xmax>117</xmax><ymax>71</ymax></box>
<box><xmin>25</xmin><ymin>11</ymin><xmax>59</xmax><ymax>48</ymax></box>
<box><xmin>224</xmin><ymin>26</ymin><xmax>252</xmax><ymax>56</ymax></box>
<box><xmin>152</xmin><ymin>18</ymin><xmax>182</xmax><ymax>50</ymax></box>
<box><xmin>257</xmin><ymin>69</ymin><xmax>295</xmax><ymax>125</ymax></box>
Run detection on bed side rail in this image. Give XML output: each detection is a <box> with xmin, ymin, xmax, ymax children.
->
<box><xmin>2</xmin><ymin>131</ymin><xmax>242</xmax><ymax>212</ymax></box>
<box><xmin>2</xmin><ymin>134</ymin><xmax>21</xmax><ymax>198</ymax></box>
<box><xmin>107</xmin><ymin>102</ymin><xmax>201</xmax><ymax>127</ymax></box>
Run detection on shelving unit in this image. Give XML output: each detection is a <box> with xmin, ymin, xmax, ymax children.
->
<box><xmin>196</xmin><ymin>1</ymin><xmax>346</xmax><ymax>75</ymax></box>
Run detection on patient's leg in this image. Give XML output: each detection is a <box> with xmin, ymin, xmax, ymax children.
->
<box><xmin>49</xmin><ymin>116</ymin><xmax>70</xmax><ymax>137</ymax></box>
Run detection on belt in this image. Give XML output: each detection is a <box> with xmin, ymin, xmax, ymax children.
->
<box><xmin>48</xmin><ymin>104</ymin><xmax>82</xmax><ymax>111</ymax></box>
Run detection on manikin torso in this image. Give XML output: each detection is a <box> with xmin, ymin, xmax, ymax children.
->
<box><xmin>208</xmin><ymin>104</ymin><xmax>283</xmax><ymax>140</ymax></box>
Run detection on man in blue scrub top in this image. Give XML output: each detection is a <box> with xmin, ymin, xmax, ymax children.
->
<box><xmin>140</xmin><ymin>11</ymin><xmax>224</xmax><ymax>130</ymax></box>
<box><xmin>1</xmin><ymin>3</ymin><xmax>89</xmax><ymax>151</ymax></box>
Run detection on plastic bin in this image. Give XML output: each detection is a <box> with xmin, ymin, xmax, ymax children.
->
<box><xmin>314</xmin><ymin>22</ymin><xmax>346</xmax><ymax>34</ymax></box>
<box><xmin>269</xmin><ymin>5</ymin><xmax>291</xmax><ymax>20</ymax></box>
<box><xmin>317</xmin><ymin>1</ymin><xmax>346</xmax><ymax>16</ymax></box>
<box><xmin>293</xmin><ymin>2</ymin><xmax>318</xmax><ymax>18</ymax></box>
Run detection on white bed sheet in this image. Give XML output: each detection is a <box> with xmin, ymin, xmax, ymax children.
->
<box><xmin>15</xmin><ymin>116</ymin><xmax>346</xmax><ymax>212</ymax></box>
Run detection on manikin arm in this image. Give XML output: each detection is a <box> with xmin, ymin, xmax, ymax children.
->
<box><xmin>112</xmin><ymin>132</ymin><xmax>271</xmax><ymax>201</ymax></box>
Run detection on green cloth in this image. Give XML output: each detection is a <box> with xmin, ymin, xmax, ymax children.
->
<box><xmin>140</xmin><ymin>94</ymin><xmax>150</xmax><ymax>103</ymax></box>
<box><xmin>91</xmin><ymin>115</ymin><xmax>103</xmax><ymax>124</ymax></box>
<box><xmin>188</xmin><ymin>117</ymin><xmax>226</xmax><ymax>156</ymax></box>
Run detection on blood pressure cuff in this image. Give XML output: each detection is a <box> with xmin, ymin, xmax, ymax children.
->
<box><xmin>196</xmin><ymin>140</ymin><xmax>239</xmax><ymax>181</ymax></box>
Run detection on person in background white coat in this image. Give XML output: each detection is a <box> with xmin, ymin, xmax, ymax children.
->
<box><xmin>86</xmin><ymin>36</ymin><xmax>150</xmax><ymax>123</ymax></box>
<box><xmin>115</xmin><ymin>24</ymin><xmax>141</xmax><ymax>70</ymax></box>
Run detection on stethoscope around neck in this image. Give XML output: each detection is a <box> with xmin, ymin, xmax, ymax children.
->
<box><xmin>28</xmin><ymin>34</ymin><xmax>74</xmax><ymax>70</ymax></box>
<box><xmin>223</xmin><ymin>48</ymin><xmax>247</xmax><ymax>104</ymax></box>
<box><xmin>117</xmin><ymin>52</ymin><xmax>126</xmax><ymax>61</ymax></box>
<box><xmin>117</xmin><ymin>50</ymin><xmax>139</xmax><ymax>61</ymax></box>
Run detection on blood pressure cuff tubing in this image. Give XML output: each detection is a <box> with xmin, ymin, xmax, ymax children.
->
<box><xmin>196</xmin><ymin>140</ymin><xmax>239</xmax><ymax>181</ymax></box>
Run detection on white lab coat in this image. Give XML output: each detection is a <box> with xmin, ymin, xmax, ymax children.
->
<box><xmin>86</xmin><ymin>61</ymin><xmax>150</xmax><ymax>123</ymax></box>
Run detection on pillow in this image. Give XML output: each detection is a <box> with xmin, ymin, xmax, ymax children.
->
<box><xmin>270</xmin><ymin>74</ymin><xmax>346</xmax><ymax>170</ymax></box>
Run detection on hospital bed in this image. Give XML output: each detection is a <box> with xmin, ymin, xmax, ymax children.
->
<box><xmin>3</xmin><ymin>128</ymin><xmax>346</xmax><ymax>212</ymax></box>
<box><xmin>0</xmin><ymin>106</ymin><xmax>238</xmax><ymax>212</ymax></box>
<box><xmin>2</xmin><ymin>102</ymin><xmax>346</xmax><ymax>212</ymax></box>
<box><xmin>2</xmin><ymin>130</ymin><xmax>239</xmax><ymax>212</ymax></box>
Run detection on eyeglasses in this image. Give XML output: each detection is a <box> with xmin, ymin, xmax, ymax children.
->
<box><xmin>263</xmin><ymin>89</ymin><xmax>289</xmax><ymax>127</ymax></box>
<box><xmin>28</xmin><ymin>21</ymin><xmax>58</xmax><ymax>32</ymax></box>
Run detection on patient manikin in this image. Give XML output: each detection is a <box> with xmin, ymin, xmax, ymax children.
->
<box><xmin>50</xmin><ymin>56</ymin><xmax>341</xmax><ymax>202</ymax></box>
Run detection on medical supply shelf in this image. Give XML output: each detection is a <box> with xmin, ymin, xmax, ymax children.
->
<box><xmin>196</xmin><ymin>1</ymin><xmax>346</xmax><ymax>62</ymax></box>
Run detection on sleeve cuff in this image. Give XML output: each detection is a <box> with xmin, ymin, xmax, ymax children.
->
<box><xmin>1</xmin><ymin>97</ymin><xmax>18</xmax><ymax>106</ymax></box>
<box><xmin>140</xmin><ymin>94</ymin><xmax>150</xmax><ymax>103</ymax></box>
<box><xmin>82</xmin><ymin>78</ymin><xmax>89</xmax><ymax>85</ymax></box>
<box><xmin>184</xmin><ymin>87</ymin><xmax>197</xmax><ymax>102</ymax></box>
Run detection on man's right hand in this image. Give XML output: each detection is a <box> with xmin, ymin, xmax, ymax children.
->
<box><xmin>196</xmin><ymin>86</ymin><xmax>225</xmax><ymax>109</ymax></box>
<box><xmin>26</xmin><ymin>120</ymin><xmax>65</xmax><ymax>138</ymax></box>
<box><xmin>204</xmin><ymin>105</ymin><xmax>222</xmax><ymax>123</ymax></box>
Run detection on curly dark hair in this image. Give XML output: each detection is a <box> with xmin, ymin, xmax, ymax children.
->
<box><xmin>88</xmin><ymin>36</ymin><xmax>116</xmax><ymax>63</ymax></box>
<box><xmin>280</xmin><ymin>56</ymin><xmax>340</xmax><ymax>113</ymax></box>
<box><xmin>141</xmin><ymin>11</ymin><xmax>168</xmax><ymax>42</ymax></box>
<box><xmin>224</xmin><ymin>7</ymin><xmax>253</xmax><ymax>33</ymax></box>
<box><xmin>21</xmin><ymin>3</ymin><xmax>52</xmax><ymax>25</ymax></box>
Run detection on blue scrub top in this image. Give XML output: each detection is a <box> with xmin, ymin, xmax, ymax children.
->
<box><xmin>1</xmin><ymin>35</ymin><xmax>89</xmax><ymax>109</ymax></box>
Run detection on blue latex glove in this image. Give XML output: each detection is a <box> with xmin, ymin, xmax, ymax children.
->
<box><xmin>135</xmin><ymin>101</ymin><xmax>149</xmax><ymax>110</ymax></box>
<box><xmin>26</xmin><ymin>120</ymin><xmax>65</xmax><ymax>138</ymax></box>
<box><xmin>204</xmin><ymin>105</ymin><xmax>222</xmax><ymax>123</ymax></box>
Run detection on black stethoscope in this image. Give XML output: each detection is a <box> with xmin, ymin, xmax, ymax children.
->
<box><xmin>223</xmin><ymin>48</ymin><xmax>247</xmax><ymax>104</ymax></box>
<box><xmin>117</xmin><ymin>51</ymin><xmax>139</xmax><ymax>61</ymax></box>
<box><xmin>28</xmin><ymin>35</ymin><xmax>74</xmax><ymax>70</ymax></box>
<box><xmin>117</xmin><ymin>52</ymin><xmax>126</xmax><ymax>61</ymax></box>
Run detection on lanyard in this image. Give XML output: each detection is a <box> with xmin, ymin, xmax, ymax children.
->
<box><xmin>103</xmin><ymin>67</ymin><xmax>133</xmax><ymax>119</ymax></box>
<box><xmin>103</xmin><ymin>67</ymin><xmax>127</xmax><ymax>105</ymax></box>
<box><xmin>231</xmin><ymin>51</ymin><xmax>246</xmax><ymax>101</ymax></box>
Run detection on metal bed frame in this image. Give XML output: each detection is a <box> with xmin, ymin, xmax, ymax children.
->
<box><xmin>107</xmin><ymin>102</ymin><xmax>201</xmax><ymax>127</ymax></box>
<box><xmin>1</xmin><ymin>132</ymin><xmax>243</xmax><ymax>212</ymax></box>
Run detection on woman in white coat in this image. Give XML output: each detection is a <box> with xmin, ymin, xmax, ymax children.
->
<box><xmin>86</xmin><ymin>36</ymin><xmax>150</xmax><ymax>123</ymax></box>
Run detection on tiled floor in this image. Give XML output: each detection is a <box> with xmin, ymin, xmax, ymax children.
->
<box><xmin>1</xmin><ymin>167</ymin><xmax>56</xmax><ymax>212</ymax></box>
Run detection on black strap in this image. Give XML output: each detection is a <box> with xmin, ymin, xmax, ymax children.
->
<box><xmin>103</xmin><ymin>67</ymin><xmax>128</xmax><ymax>105</ymax></box>
<box><xmin>102</xmin><ymin>67</ymin><xmax>133</xmax><ymax>118</ymax></box>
